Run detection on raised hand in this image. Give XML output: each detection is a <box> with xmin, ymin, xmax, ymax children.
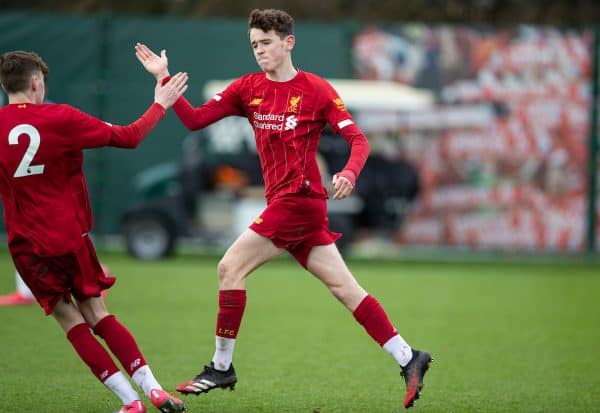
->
<box><xmin>135</xmin><ymin>43</ymin><xmax>170</xmax><ymax>81</ymax></box>
<box><xmin>154</xmin><ymin>72</ymin><xmax>188</xmax><ymax>109</ymax></box>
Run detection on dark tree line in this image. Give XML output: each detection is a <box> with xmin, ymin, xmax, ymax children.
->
<box><xmin>1</xmin><ymin>0</ymin><xmax>599</xmax><ymax>25</ymax></box>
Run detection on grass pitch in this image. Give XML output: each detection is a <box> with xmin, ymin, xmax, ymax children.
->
<box><xmin>0</xmin><ymin>250</ymin><xmax>599</xmax><ymax>412</ymax></box>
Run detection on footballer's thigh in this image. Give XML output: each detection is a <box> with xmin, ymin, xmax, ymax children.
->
<box><xmin>306</xmin><ymin>243</ymin><xmax>367</xmax><ymax>311</ymax></box>
<box><xmin>217</xmin><ymin>228</ymin><xmax>283</xmax><ymax>290</ymax></box>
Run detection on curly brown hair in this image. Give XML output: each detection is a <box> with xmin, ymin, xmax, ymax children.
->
<box><xmin>248</xmin><ymin>9</ymin><xmax>294</xmax><ymax>39</ymax></box>
<box><xmin>0</xmin><ymin>50</ymin><xmax>48</xmax><ymax>94</ymax></box>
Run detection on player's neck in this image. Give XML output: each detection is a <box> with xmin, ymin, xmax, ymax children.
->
<box><xmin>8</xmin><ymin>91</ymin><xmax>37</xmax><ymax>104</ymax></box>
<box><xmin>265</xmin><ymin>62</ymin><xmax>298</xmax><ymax>82</ymax></box>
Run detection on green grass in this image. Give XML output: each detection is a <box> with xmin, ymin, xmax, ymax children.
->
<box><xmin>0</xmin><ymin>250</ymin><xmax>599</xmax><ymax>412</ymax></box>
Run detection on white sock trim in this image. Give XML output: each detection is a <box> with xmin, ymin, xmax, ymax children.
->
<box><xmin>104</xmin><ymin>371</ymin><xmax>139</xmax><ymax>405</ymax></box>
<box><xmin>383</xmin><ymin>335</ymin><xmax>413</xmax><ymax>367</ymax></box>
<box><xmin>212</xmin><ymin>336</ymin><xmax>236</xmax><ymax>371</ymax></box>
<box><xmin>131</xmin><ymin>365</ymin><xmax>162</xmax><ymax>397</ymax></box>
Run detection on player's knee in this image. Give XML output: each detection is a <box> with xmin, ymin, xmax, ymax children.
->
<box><xmin>217</xmin><ymin>258</ymin><xmax>234</xmax><ymax>285</ymax></box>
<box><xmin>86</xmin><ymin>310</ymin><xmax>110</xmax><ymax>328</ymax></box>
<box><xmin>77</xmin><ymin>298</ymin><xmax>109</xmax><ymax>328</ymax></box>
<box><xmin>217</xmin><ymin>258</ymin><xmax>247</xmax><ymax>289</ymax></box>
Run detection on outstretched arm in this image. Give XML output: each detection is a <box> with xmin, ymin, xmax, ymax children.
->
<box><xmin>135</xmin><ymin>43</ymin><xmax>244</xmax><ymax>131</ymax></box>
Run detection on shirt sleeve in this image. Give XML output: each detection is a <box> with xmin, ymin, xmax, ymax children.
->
<box><xmin>108</xmin><ymin>103</ymin><xmax>166</xmax><ymax>148</ymax></box>
<box><xmin>63</xmin><ymin>103</ymin><xmax>166</xmax><ymax>150</ymax></box>
<box><xmin>61</xmin><ymin>105</ymin><xmax>113</xmax><ymax>149</ymax></box>
<box><xmin>320</xmin><ymin>80</ymin><xmax>370</xmax><ymax>180</ymax></box>
<box><xmin>171</xmin><ymin>77</ymin><xmax>245</xmax><ymax>130</ymax></box>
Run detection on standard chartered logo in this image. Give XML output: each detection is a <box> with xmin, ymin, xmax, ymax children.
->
<box><xmin>253</xmin><ymin>112</ymin><xmax>299</xmax><ymax>131</ymax></box>
<box><xmin>284</xmin><ymin>115</ymin><xmax>298</xmax><ymax>130</ymax></box>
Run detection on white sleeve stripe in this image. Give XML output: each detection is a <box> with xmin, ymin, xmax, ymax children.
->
<box><xmin>213</xmin><ymin>94</ymin><xmax>222</xmax><ymax>101</ymax></box>
<box><xmin>337</xmin><ymin>119</ymin><xmax>353</xmax><ymax>129</ymax></box>
<box><xmin>104</xmin><ymin>122</ymin><xmax>112</xmax><ymax>127</ymax></box>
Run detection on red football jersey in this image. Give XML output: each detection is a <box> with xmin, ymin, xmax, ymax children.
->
<box><xmin>0</xmin><ymin>103</ymin><xmax>114</xmax><ymax>256</ymax></box>
<box><xmin>0</xmin><ymin>102</ymin><xmax>165</xmax><ymax>256</ymax></box>
<box><xmin>172</xmin><ymin>70</ymin><xmax>369</xmax><ymax>203</ymax></box>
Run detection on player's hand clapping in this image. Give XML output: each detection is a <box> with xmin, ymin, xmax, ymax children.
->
<box><xmin>135</xmin><ymin>43</ymin><xmax>170</xmax><ymax>81</ymax></box>
<box><xmin>154</xmin><ymin>72</ymin><xmax>188</xmax><ymax>110</ymax></box>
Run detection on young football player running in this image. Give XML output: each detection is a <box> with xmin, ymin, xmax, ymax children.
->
<box><xmin>135</xmin><ymin>8</ymin><xmax>432</xmax><ymax>409</ymax></box>
<box><xmin>0</xmin><ymin>50</ymin><xmax>188</xmax><ymax>413</ymax></box>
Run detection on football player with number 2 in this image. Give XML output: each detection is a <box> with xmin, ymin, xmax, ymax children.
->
<box><xmin>0</xmin><ymin>50</ymin><xmax>188</xmax><ymax>413</ymax></box>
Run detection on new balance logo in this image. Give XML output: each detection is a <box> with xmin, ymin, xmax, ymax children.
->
<box><xmin>130</xmin><ymin>358</ymin><xmax>142</xmax><ymax>371</ymax></box>
<box><xmin>285</xmin><ymin>115</ymin><xmax>298</xmax><ymax>130</ymax></box>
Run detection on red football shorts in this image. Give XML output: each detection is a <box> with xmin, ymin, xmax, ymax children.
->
<box><xmin>12</xmin><ymin>235</ymin><xmax>116</xmax><ymax>315</ymax></box>
<box><xmin>249</xmin><ymin>196</ymin><xmax>341</xmax><ymax>268</ymax></box>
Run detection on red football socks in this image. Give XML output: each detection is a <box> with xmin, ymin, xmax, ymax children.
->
<box><xmin>66</xmin><ymin>323</ymin><xmax>119</xmax><ymax>382</ymax></box>
<box><xmin>352</xmin><ymin>295</ymin><xmax>398</xmax><ymax>346</ymax></box>
<box><xmin>216</xmin><ymin>289</ymin><xmax>247</xmax><ymax>339</ymax></box>
<box><xmin>93</xmin><ymin>315</ymin><xmax>147</xmax><ymax>376</ymax></box>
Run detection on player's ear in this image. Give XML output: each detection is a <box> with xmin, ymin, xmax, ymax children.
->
<box><xmin>285</xmin><ymin>34</ymin><xmax>295</xmax><ymax>51</ymax></box>
<box><xmin>30</xmin><ymin>74</ymin><xmax>38</xmax><ymax>92</ymax></box>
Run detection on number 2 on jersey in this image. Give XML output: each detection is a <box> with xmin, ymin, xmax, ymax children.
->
<box><xmin>8</xmin><ymin>124</ymin><xmax>45</xmax><ymax>178</ymax></box>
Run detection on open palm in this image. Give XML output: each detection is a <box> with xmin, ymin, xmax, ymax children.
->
<box><xmin>135</xmin><ymin>43</ymin><xmax>169</xmax><ymax>79</ymax></box>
